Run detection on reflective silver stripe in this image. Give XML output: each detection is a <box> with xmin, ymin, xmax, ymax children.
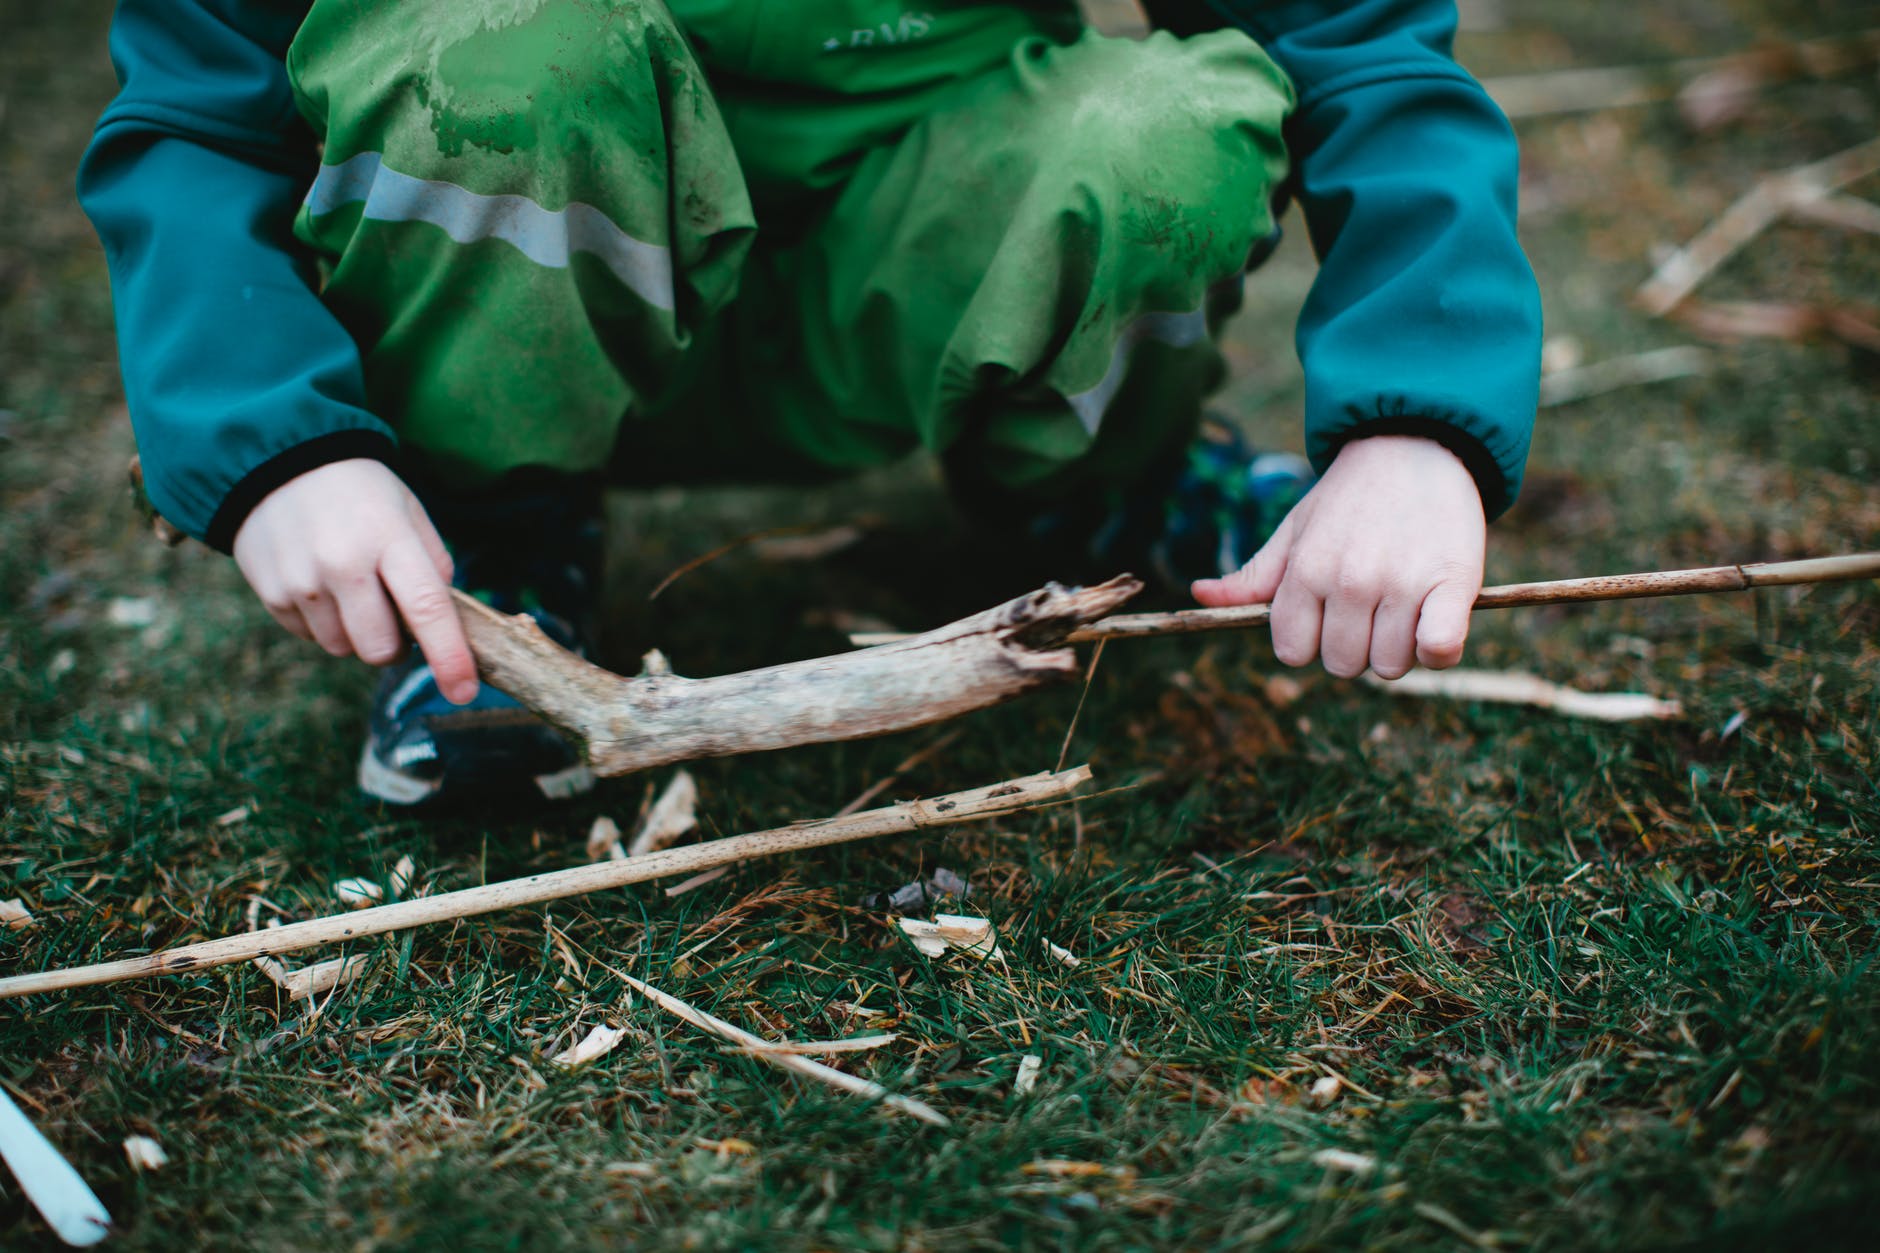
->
<box><xmin>1063</xmin><ymin>306</ymin><xmax>1209</xmax><ymax>435</ymax></box>
<box><xmin>304</xmin><ymin>151</ymin><xmax>675</xmax><ymax>313</ymax></box>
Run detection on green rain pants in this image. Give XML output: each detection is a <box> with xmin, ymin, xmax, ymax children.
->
<box><xmin>287</xmin><ymin>0</ymin><xmax>1293</xmax><ymax>504</ymax></box>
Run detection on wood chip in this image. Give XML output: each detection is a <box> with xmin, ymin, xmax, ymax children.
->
<box><xmin>254</xmin><ymin>954</ymin><xmax>371</xmax><ymax>1001</ymax></box>
<box><xmin>626</xmin><ymin>771</ymin><xmax>698</xmax><ymax>859</ymax></box>
<box><xmin>586</xmin><ymin>816</ymin><xmax>625</xmax><ymax>862</ymax></box>
<box><xmin>1363</xmin><ymin>668</ymin><xmax>1681</xmax><ymax>722</ymax></box>
<box><xmin>551</xmin><ymin>1023</ymin><xmax>628</xmax><ymax>1068</ymax></box>
<box><xmin>1</xmin><ymin>898</ymin><xmax>34</xmax><ymax>930</ymax></box>
<box><xmin>1015</xmin><ymin>1054</ymin><xmax>1043</xmax><ymax>1095</ymax></box>
<box><xmin>333</xmin><ymin>878</ymin><xmax>382</xmax><ymax>908</ymax></box>
<box><xmin>122</xmin><ymin>1136</ymin><xmax>168</xmax><ymax>1172</ymax></box>
<box><xmin>1311</xmin><ymin>1148</ymin><xmax>1377</xmax><ymax>1175</ymax></box>
<box><xmin>1044</xmin><ymin>939</ymin><xmax>1082</xmax><ymax>968</ymax></box>
<box><xmin>389</xmin><ymin>855</ymin><xmax>417</xmax><ymax>899</ymax></box>
<box><xmin>897</xmin><ymin>914</ymin><xmax>1004</xmax><ymax>961</ymax></box>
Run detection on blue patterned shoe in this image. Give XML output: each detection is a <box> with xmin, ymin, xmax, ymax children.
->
<box><xmin>357</xmin><ymin>479</ymin><xmax>603</xmax><ymax>808</ymax></box>
<box><xmin>1027</xmin><ymin>416</ymin><xmax>1315</xmax><ymax>589</ymax></box>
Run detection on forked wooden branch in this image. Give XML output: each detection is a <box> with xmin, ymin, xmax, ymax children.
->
<box><xmin>453</xmin><ymin>578</ymin><xmax>1139</xmax><ymax>777</ymax></box>
<box><xmin>0</xmin><ymin>767</ymin><xmax>1090</xmax><ymax>999</ymax></box>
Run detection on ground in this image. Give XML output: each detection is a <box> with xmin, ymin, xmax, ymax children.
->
<box><xmin>3</xmin><ymin>1</ymin><xmax>1878</xmax><ymax>1249</ymax></box>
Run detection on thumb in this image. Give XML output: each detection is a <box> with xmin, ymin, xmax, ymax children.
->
<box><xmin>1414</xmin><ymin>576</ymin><xmax>1478</xmax><ymax>670</ymax></box>
<box><xmin>1192</xmin><ymin>512</ymin><xmax>1295</xmax><ymax>607</ymax></box>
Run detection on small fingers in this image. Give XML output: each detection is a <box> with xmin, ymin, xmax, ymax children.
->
<box><xmin>262</xmin><ymin>602</ymin><xmax>313</xmax><ymax>643</ymax></box>
<box><xmin>1267</xmin><ymin>574</ymin><xmax>1323</xmax><ymax>669</ymax></box>
<box><xmin>1368</xmin><ymin>592</ymin><xmax>1420</xmax><ymax>680</ymax></box>
<box><xmin>333</xmin><ymin>577</ymin><xmax>405</xmax><ymax>667</ymax></box>
<box><xmin>295</xmin><ymin>587</ymin><xmax>352</xmax><ymax>658</ymax></box>
<box><xmin>1317</xmin><ymin>586</ymin><xmax>1375</xmax><ymax>679</ymax></box>
<box><xmin>405</xmin><ymin>498</ymin><xmax>456</xmax><ymax>585</ymax></box>
<box><xmin>382</xmin><ymin>540</ymin><xmax>479</xmax><ymax>704</ymax></box>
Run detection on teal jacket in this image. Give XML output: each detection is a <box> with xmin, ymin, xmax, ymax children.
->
<box><xmin>80</xmin><ymin>0</ymin><xmax>1541</xmax><ymax>550</ymax></box>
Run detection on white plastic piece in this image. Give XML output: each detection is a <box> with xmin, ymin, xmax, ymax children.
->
<box><xmin>0</xmin><ymin>1088</ymin><xmax>113</xmax><ymax>1246</ymax></box>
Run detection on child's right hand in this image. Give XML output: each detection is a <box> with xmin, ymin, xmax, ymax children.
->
<box><xmin>231</xmin><ymin>458</ymin><xmax>480</xmax><ymax>704</ymax></box>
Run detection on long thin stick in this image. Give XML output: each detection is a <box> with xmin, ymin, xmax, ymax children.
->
<box><xmin>0</xmin><ymin>768</ymin><xmax>1091</xmax><ymax>1000</ymax></box>
<box><xmin>1636</xmin><ymin>137</ymin><xmax>1880</xmax><ymax>316</ymax></box>
<box><xmin>850</xmin><ymin>553</ymin><xmax>1880</xmax><ymax>647</ymax></box>
<box><xmin>610</xmin><ymin>969</ymin><xmax>948</xmax><ymax>1126</ymax></box>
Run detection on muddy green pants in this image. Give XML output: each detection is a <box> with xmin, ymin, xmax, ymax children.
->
<box><xmin>287</xmin><ymin>1</ymin><xmax>1292</xmax><ymax>503</ymax></box>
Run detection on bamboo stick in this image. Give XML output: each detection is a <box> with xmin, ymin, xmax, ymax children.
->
<box><xmin>848</xmin><ymin>553</ymin><xmax>1880</xmax><ymax>647</ymax></box>
<box><xmin>0</xmin><ymin>767</ymin><xmax>1091</xmax><ymax>1000</ymax></box>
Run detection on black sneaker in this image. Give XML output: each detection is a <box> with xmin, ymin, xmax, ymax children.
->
<box><xmin>1022</xmin><ymin>416</ymin><xmax>1314</xmax><ymax>589</ymax></box>
<box><xmin>357</xmin><ymin>476</ymin><xmax>604</xmax><ymax>807</ymax></box>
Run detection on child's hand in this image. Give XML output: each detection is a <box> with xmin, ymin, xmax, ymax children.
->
<box><xmin>1191</xmin><ymin>434</ymin><xmax>1484</xmax><ymax>678</ymax></box>
<box><xmin>232</xmin><ymin>458</ymin><xmax>480</xmax><ymax>704</ymax></box>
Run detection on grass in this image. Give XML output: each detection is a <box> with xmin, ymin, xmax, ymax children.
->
<box><xmin>4</xmin><ymin>0</ymin><xmax>1879</xmax><ymax>1248</ymax></box>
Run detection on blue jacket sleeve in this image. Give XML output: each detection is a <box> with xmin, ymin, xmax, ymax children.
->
<box><xmin>79</xmin><ymin>0</ymin><xmax>394</xmax><ymax>551</ymax></box>
<box><xmin>1168</xmin><ymin>0</ymin><xmax>1542</xmax><ymax>517</ymax></box>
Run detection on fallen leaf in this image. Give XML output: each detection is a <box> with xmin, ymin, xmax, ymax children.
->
<box><xmin>1</xmin><ymin>899</ymin><xmax>34</xmax><ymax>930</ymax></box>
<box><xmin>106</xmin><ymin>597</ymin><xmax>159</xmax><ymax>628</ymax></box>
<box><xmin>552</xmin><ymin>1023</ymin><xmax>628</xmax><ymax>1068</ymax></box>
<box><xmin>897</xmin><ymin>914</ymin><xmax>1003</xmax><ymax>961</ymax></box>
<box><xmin>1015</xmin><ymin>1054</ymin><xmax>1043</xmax><ymax>1096</ymax></box>
<box><xmin>333</xmin><ymin>878</ymin><xmax>383</xmax><ymax>908</ymax></box>
<box><xmin>122</xmin><ymin>1135</ymin><xmax>168</xmax><ymax>1172</ymax></box>
<box><xmin>627</xmin><ymin>771</ymin><xmax>698</xmax><ymax>858</ymax></box>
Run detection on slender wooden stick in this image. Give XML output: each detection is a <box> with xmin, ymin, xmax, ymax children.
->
<box><xmin>0</xmin><ymin>767</ymin><xmax>1091</xmax><ymax>1000</ymax></box>
<box><xmin>850</xmin><ymin>553</ymin><xmax>1880</xmax><ymax>646</ymax></box>
<box><xmin>609</xmin><ymin>969</ymin><xmax>948</xmax><ymax>1126</ymax></box>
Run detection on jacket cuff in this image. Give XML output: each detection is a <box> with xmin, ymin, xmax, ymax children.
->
<box><xmin>1323</xmin><ymin>415</ymin><xmax>1510</xmax><ymax>520</ymax></box>
<box><xmin>203</xmin><ymin>429</ymin><xmax>398</xmax><ymax>553</ymax></box>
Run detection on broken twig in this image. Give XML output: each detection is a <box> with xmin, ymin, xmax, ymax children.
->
<box><xmin>0</xmin><ymin>768</ymin><xmax>1091</xmax><ymax>999</ymax></box>
<box><xmin>1636</xmin><ymin>138</ymin><xmax>1880</xmax><ymax>316</ymax></box>
<box><xmin>1362</xmin><ymin>668</ymin><xmax>1681</xmax><ymax>722</ymax></box>
<box><xmin>849</xmin><ymin>553</ymin><xmax>1880</xmax><ymax>646</ymax></box>
<box><xmin>613</xmin><ymin>969</ymin><xmax>947</xmax><ymax>1125</ymax></box>
<box><xmin>453</xmin><ymin>578</ymin><xmax>1137</xmax><ymax>778</ymax></box>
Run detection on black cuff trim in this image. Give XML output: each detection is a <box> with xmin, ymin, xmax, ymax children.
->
<box><xmin>204</xmin><ymin>429</ymin><xmax>398</xmax><ymax>553</ymax></box>
<box><xmin>1330</xmin><ymin>415</ymin><xmax>1509</xmax><ymax>518</ymax></box>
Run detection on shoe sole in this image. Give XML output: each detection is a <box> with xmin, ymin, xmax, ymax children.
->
<box><xmin>356</xmin><ymin>744</ymin><xmax>596</xmax><ymax>808</ymax></box>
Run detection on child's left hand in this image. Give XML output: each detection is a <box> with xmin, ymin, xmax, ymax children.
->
<box><xmin>1190</xmin><ymin>434</ymin><xmax>1485</xmax><ymax>678</ymax></box>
